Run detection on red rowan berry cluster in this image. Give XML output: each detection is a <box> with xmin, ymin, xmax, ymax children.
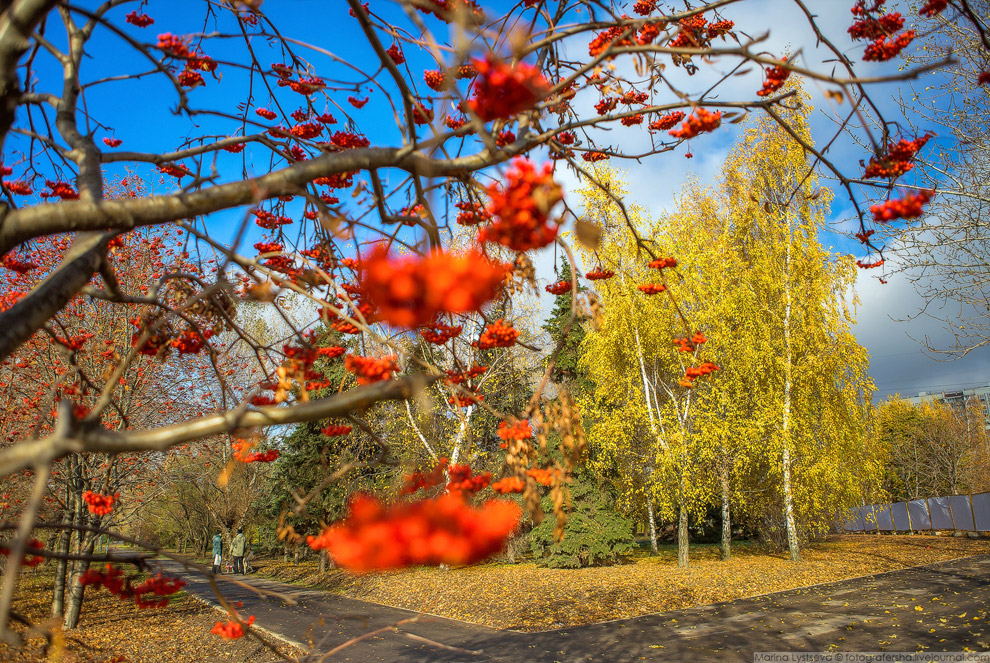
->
<box><xmin>252</xmin><ymin>209</ymin><xmax>292</xmax><ymax>229</ymax></box>
<box><xmin>497</xmin><ymin>419</ymin><xmax>533</xmax><ymax>447</ymax></box>
<box><xmin>633</xmin><ymin>0</ymin><xmax>658</xmax><ymax>14</ymax></box>
<box><xmin>468</xmin><ymin>55</ymin><xmax>549</xmax><ymax>121</ymax></box>
<box><xmin>157</xmin><ymin>163</ymin><xmax>188</xmax><ymax>180</ymax></box>
<box><xmin>668</xmin><ymin>108</ymin><xmax>722</xmax><ymax>139</ymax></box>
<box><xmin>424</xmin><ymin>69</ymin><xmax>447</xmax><ymax>91</ymax></box>
<box><xmin>638</xmin><ymin>283</ymin><xmax>666</xmax><ymax>295</ymax></box>
<box><xmin>556</xmin><ymin>131</ymin><xmax>576</xmax><ymax>145</ymax></box>
<box><xmin>125</xmin><ymin>11</ymin><xmax>154</xmax><ymax>27</ymax></box>
<box><xmin>0</xmin><ymin>539</ymin><xmax>45</xmax><ymax>567</ymax></box>
<box><xmin>445</xmin><ymin>115</ymin><xmax>468</xmax><ymax>130</ymax></box>
<box><xmin>357</xmin><ymin>246</ymin><xmax>508</xmax><ymax>329</ymax></box>
<box><xmin>595</xmin><ymin>97</ymin><xmax>618</xmax><ymax>115</ymax></box>
<box><xmin>289</xmin><ymin>121</ymin><xmax>322</xmax><ymax>139</ymax></box>
<box><xmin>103</xmin><ymin>137</ymin><xmax>123</xmax><ymax>147</ymax></box>
<box><xmin>344</xmin><ymin>354</ymin><xmax>399</xmax><ymax>384</ymax></box>
<box><xmin>83</xmin><ymin>491</ymin><xmax>118</xmax><ymax>516</ymax></box>
<box><xmin>871</xmin><ymin>189</ymin><xmax>934</xmax><ymax>222</ymax></box>
<box><xmin>3</xmin><ymin>181</ymin><xmax>31</xmax><ymax>195</ymax></box>
<box><xmin>283</xmin><ymin>76</ymin><xmax>323</xmax><ymax>96</ymax></box>
<box><xmin>254</xmin><ymin>108</ymin><xmax>277</xmax><ymax>120</ymax></box>
<box><xmin>856</xmin><ymin>259</ymin><xmax>885</xmax><ymax>269</ymax></box>
<box><xmin>454</xmin><ymin>201</ymin><xmax>489</xmax><ymax>226</ymax></box>
<box><xmin>585</xmin><ymin>269</ymin><xmax>615</xmax><ymax>281</ymax></box>
<box><xmin>386</xmin><ymin>44</ymin><xmax>405</xmax><ymax>64</ymax></box>
<box><xmin>447</xmin><ymin>464</ymin><xmax>492</xmax><ymax>495</ymax></box>
<box><xmin>231</xmin><ymin>440</ymin><xmax>280</xmax><ymax>463</ymax></box>
<box><xmin>582</xmin><ymin>151</ymin><xmax>608</xmax><ymax>162</ymax></box>
<box><xmin>402</xmin><ymin>458</ymin><xmax>449</xmax><ymax>495</ymax></box>
<box><xmin>449</xmin><ymin>391</ymin><xmax>484</xmax><ymax>407</ymax></box>
<box><xmin>862</xmin><ymin>31</ymin><xmax>915</xmax><ymax>61</ymax></box>
<box><xmin>306</xmin><ymin>492</ymin><xmax>520</xmax><ymax>572</ymax></box>
<box><xmin>475</xmin><ymin>319</ymin><xmax>519</xmax><ymax>349</ymax></box>
<box><xmin>321</xmin><ymin>424</ymin><xmax>352</xmax><ymax>437</ymax></box>
<box><xmin>412</xmin><ymin>102</ymin><xmax>434</xmax><ymax>125</ymax></box>
<box><xmin>170</xmin><ymin>329</ymin><xmax>213</xmax><ymax>354</ymax></box>
<box><xmin>480</xmin><ymin>158</ymin><xmax>562</xmax><ymax>251</ymax></box>
<box><xmin>673</xmin><ymin>333</ymin><xmax>706</xmax><ymax>353</ymax></box>
<box><xmin>620</xmin><ymin>114</ymin><xmax>645</xmax><ymax>126</ymax></box>
<box><xmin>42</xmin><ymin>180</ymin><xmax>79</xmax><ymax>200</ymax></box>
<box><xmin>919</xmin><ymin>0</ymin><xmax>948</xmax><ymax>16</ymax></box>
<box><xmin>588</xmin><ymin>24</ymin><xmax>636</xmax><ymax>57</ymax></box>
<box><xmin>649</xmin><ymin>256</ymin><xmax>678</xmax><ymax>269</ymax></box>
<box><xmin>546</xmin><ymin>280</ymin><xmax>571</xmax><ymax>295</ymax></box>
<box><xmin>421</xmin><ymin>322</ymin><xmax>463</xmax><ymax>344</ymax></box>
<box><xmin>863</xmin><ymin>133</ymin><xmax>932</xmax><ymax>179</ymax></box>
<box><xmin>2</xmin><ymin>253</ymin><xmax>38</xmax><ymax>274</ymax></box>
<box><xmin>637</xmin><ymin>21</ymin><xmax>665</xmax><ymax>45</ymax></box>
<box><xmin>348</xmin><ymin>96</ymin><xmax>369</xmax><ymax>108</ymax></box>
<box><xmin>80</xmin><ymin>565</ymin><xmax>185</xmax><ymax>609</ymax></box>
<box><xmin>156</xmin><ymin>33</ymin><xmax>217</xmax><ymax>88</ymax></box>
<box><xmin>211</xmin><ymin>615</ymin><xmax>255</xmax><ymax>639</ymax></box>
<box><xmin>757</xmin><ymin>64</ymin><xmax>791</xmax><ymax>97</ymax></box>
<box><xmin>445</xmin><ymin>364</ymin><xmax>487</xmax><ymax>385</ymax></box>
<box><xmin>848</xmin><ymin>0</ymin><xmax>914</xmax><ymax>62</ymax></box>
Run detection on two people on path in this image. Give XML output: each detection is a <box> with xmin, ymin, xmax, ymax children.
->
<box><xmin>211</xmin><ymin>529</ymin><xmax>248</xmax><ymax>575</ymax></box>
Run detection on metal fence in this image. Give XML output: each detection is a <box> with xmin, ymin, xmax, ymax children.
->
<box><xmin>843</xmin><ymin>492</ymin><xmax>990</xmax><ymax>533</ymax></box>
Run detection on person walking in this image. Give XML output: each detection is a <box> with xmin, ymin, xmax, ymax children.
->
<box><xmin>231</xmin><ymin>528</ymin><xmax>247</xmax><ymax>575</ymax></box>
<box><xmin>211</xmin><ymin>531</ymin><xmax>223</xmax><ymax>575</ymax></box>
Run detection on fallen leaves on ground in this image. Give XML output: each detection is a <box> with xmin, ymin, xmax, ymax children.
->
<box><xmin>0</xmin><ymin>567</ymin><xmax>299</xmax><ymax>663</ymax></box>
<box><xmin>256</xmin><ymin>535</ymin><xmax>990</xmax><ymax>631</ymax></box>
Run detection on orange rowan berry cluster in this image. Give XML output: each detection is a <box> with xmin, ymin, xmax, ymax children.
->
<box><xmin>585</xmin><ymin>269</ymin><xmax>615</xmax><ymax>280</ymax></box>
<box><xmin>638</xmin><ymin>283</ymin><xmax>666</xmax><ymax>295</ymax></box>
<box><xmin>103</xmin><ymin>137</ymin><xmax>122</xmax><ymax>147</ymax></box>
<box><xmin>421</xmin><ymin>322</ymin><xmax>463</xmax><ymax>345</ymax></box>
<box><xmin>83</xmin><ymin>491</ymin><xmax>118</xmax><ymax>516</ymax></box>
<box><xmin>402</xmin><ymin>458</ymin><xmax>449</xmax><ymax>495</ymax></box>
<box><xmin>43</xmin><ymin>180</ymin><xmax>79</xmax><ymax>199</ymax></box>
<box><xmin>495</xmin><ymin>130</ymin><xmax>516</xmax><ymax>147</ymax></box>
<box><xmin>476</xmin><ymin>319</ymin><xmax>519</xmax><ymax>349</ymax></box>
<box><xmin>620</xmin><ymin>114</ymin><xmax>645</xmax><ymax>126</ymax></box>
<box><xmin>668</xmin><ymin>108</ymin><xmax>721</xmax><ymax>139</ymax></box>
<box><xmin>871</xmin><ymin>189</ymin><xmax>934</xmax><ymax>222</ymax></box>
<box><xmin>211</xmin><ymin>616</ymin><xmax>255</xmax><ymax>639</ymax></box>
<box><xmin>357</xmin><ymin>245</ymin><xmax>508</xmax><ymax>329</ymax></box>
<box><xmin>289</xmin><ymin>121</ymin><xmax>322</xmax><ymax>139</ymax></box>
<box><xmin>863</xmin><ymin>133</ymin><xmax>932</xmax><ymax>179</ymax></box>
<box><xmin>497</xmin><ymin>419</ymin><xmax>533</xmax><ymax>449</ymax></box>
<box><xmin>321</xmin><ymin>424</ymin><xmax>352</xmax><ymax>437</ymax></box>
<box><xmin>479</xmin><ymin>158</ymin><xmax>562</xmax><ymax>251</ymax></box>
<box><xmin>412</xmin><ymin>102</ymin><xmax>434</xmax><ymax>125</ymax></box>
<box><xmin>633</xmin><ymin>0</ymin><xmax>658</xmax><ymax>14</ymax></box>
<box><xmin>3</xmin><ymin>181</ymin><xmax>31</xmax><ymax>195</ymax></box>
<box><xmin>447</xmin><ymin>464</ymin><xmax>492</xmax><ymax>495</ymax></box>
<box><xmin>80</xmin><ymin>565</ymin><xmax>185</xmax><ymax>609</ymax></box>
<box><xmin>468</xmin><ymin>56</ymin><xmax>549</xmax><ymax>122</ymax></box>
<box><xmin>546</xmin><ymin>280</ymin><xmax>571</xmax><ymax>295</ymax></box>
<box><xmin>673</xmin><ymin>333</ymin><xmax>706</xmax><ymax>353</ymax></box>
<box><xmin>445</xmin><ymin>364</ymin><xmax>487</xmax><ymax>385</ymax></box>
<box><xmin>857</xmin><ymin>259</ymin><xmax>885</xmax><ymax>269</ymax></box>
<box><xmin>231</xmin><ymin>440</ymin><xmax>280</xmax><ymax>463</ymax></box>
<box><xmin>344</xmin><ymin>353</ymin><xmax>399</xmax><ymax>384</ymax></box>
<box><xmin>491</xmin><ymin>476</ymin><xmax>526</xmax><ymax>494</ymax></box>
<box><xmin>636</xmin><ymin>21</ymin><xmax>665</xmax><ymax>45</ymax></box>
<box><xmin>863</xmin><ymin>31</ymin><xmax>915</xmax><ymax>62</ymax></box>
<box><xmin>757</xmin><ymin>64</ymin><xmax>791</xmax><ymax>97</ymax></box>
<box><xmin>526</xmin><ymin>467</ymin><xmax>555</xmax><ymax>486</ymax></box>
<box><xmin>595</xmin><ymin>97</ymin><xmax>618</xmax><ymax>115</ymax></box>
<box><xmin>449</xmin><ymin>391</ymin><xmax>484</xmax><ymax>407</ymax></box>
<box><xmin>306</xmin><ymin>492</ymin><xmax>520</xmax><ymax>572</ymax></box>
<box><xmin>170</xmin><ymin>329</ymin><xmax>213</xmax><ymax>354</ymax></box>
<box><xmin>588</xmin><ymin>24</ymin><xmax>635</xmax><ymax>57</ymax></box>
<box><xmin>156</xmin><ymin>33</ymin><xmax>217</xmax><ymax>88</ymax></box>
<box><xmin>255</xmin><ymin>108</ymin><xmax>276</xmax><ymax>120</ymax></box>
<box><xmin>157</xmin><ymin>163</ymin><xmax>188</xmax><ymax>180</ymax></box>
<box><xmin>0</xmin><ymin>539</ymin><xmax>45</xmax><ymax>567</ymax></box>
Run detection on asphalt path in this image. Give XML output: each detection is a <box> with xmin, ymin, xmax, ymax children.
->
<box><xmin>157</xmin><ymin>555</ymin><xmax>990</xmax><ymax>662</ymax></box>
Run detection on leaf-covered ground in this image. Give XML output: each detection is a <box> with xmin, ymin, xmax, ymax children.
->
<box><xmin>0</xmin><ymin>567</ymin><xmax>301</xmax><ymax>663</ymax></box>
<box><xmin>255</xmin><ymin>534</ymin><xmax>990</xmax><ymax>631</ymax></box>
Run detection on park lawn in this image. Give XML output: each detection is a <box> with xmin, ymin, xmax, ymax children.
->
<box><xmin>255</xmin><ymin>534</ymin><xmax>990</xmax><ymax>631</ymax></box>
<box><xmin>0</xmin><ymin>566</ymin><xmax>299</xmax><ymax>663</ymax></box>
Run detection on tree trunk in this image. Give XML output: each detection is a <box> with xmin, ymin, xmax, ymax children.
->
<box><xmin>782</xmin><ymin>213</ymin><xmax>800</xmax><ymax>562</ymax></box>
<box><xmin>51</xmin><ymin>474</ymin><xmax>75</xmax><ymax>619</ymax></box>
<box><xmin>646</xmin><ymin>496</ymin><xmax>658</xmax><ymax>555</ymax></box>
<box><xmin>318</xmin><ymin>550</ymin><xmax>327</xmax><ymax>573</ymax></box>
<box><xmin>677</xmin><ymin>501</ymin><xmax>689</xmax><ymax>569</ymax></box>
<box><xmin>63</xmin><ymin>530</ymin><xmax>96</xmax><ymax>629</ymax></box>
<box><xmin>719</xmin><ymin>460</ymin><xmax>732</xmax><ymax>561</ymax></box>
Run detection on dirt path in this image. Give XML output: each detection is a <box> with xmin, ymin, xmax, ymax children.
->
<box><xmin>162</xmin><ymin>555</ymin><xmax>990</xmax><ymax>662</ymax></box>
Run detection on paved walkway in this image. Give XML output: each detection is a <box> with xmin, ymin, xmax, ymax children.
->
<box><xmin>159</xmin><ymin>556</ymin><xmax>990</xmax><ymax>662</ymax></box>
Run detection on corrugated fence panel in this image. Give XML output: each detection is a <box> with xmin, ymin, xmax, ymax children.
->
<box><xmin>928</xmin><ymin>497</ymin><xmax>955</xmax><ymax>530</ymax></box>
<box><xmin>891</xmin><ymin>502</ymin><xmax>911</xmax><ymax>530</ymax></box>
<box><xmin>876</xmin><ymin>504</ymin><xmax>894</xmax><ymax>530</ymax></box>
<box><xmin>863</xmin><ymin>504</ymin><xmax>878</xmax><ymax>532</ymax></box>
<box><xmin>907</xmin><ymin>499</ymin><xmax>931</xmax><ymax>530</ymax></box>
<box><xmin>948</xmin><ymin>495</ymin><xmax>975</xmax><ymax>531</ymax></box>
<box><xmin>846</xmin><ymin>507</ymin><xmax>865</xmax><ymax>531</ymax></box>
<box><xmin>973</xmin><ymin>492</ymin><xmax>990</xmax><ymax>531</ymax></box>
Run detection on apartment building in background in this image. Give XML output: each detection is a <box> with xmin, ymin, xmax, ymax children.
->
<box><xmin>907</xmin><ymin>384</ymin><xmax>990</xmax><ymax>426</ymax></box>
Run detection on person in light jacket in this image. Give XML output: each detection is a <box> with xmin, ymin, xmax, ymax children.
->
<box><xmin>231</xmin><ymin>528</ymin><xmax>247</xmax><ymax>575</ymax></box>
<box><xmin>211</xmin><ymin>531</ymin><xmax>223</xmax><ymax>575</ymax></box>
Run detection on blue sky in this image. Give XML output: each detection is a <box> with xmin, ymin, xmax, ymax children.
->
<box><xmin>7</xmin><ymin>0</ymin><xmax>986</xmax><ymax>401</ymax></box>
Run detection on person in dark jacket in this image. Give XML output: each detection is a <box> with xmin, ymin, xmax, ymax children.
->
<box><xmin>231</xmin><ymin>528</ymin><xmax>247</xmax><ymax>575</ymax></box>
<box><xmin>211</xmin><ymin>531</ymin><xmax>223</xmax><ymax>575</ymax></box>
